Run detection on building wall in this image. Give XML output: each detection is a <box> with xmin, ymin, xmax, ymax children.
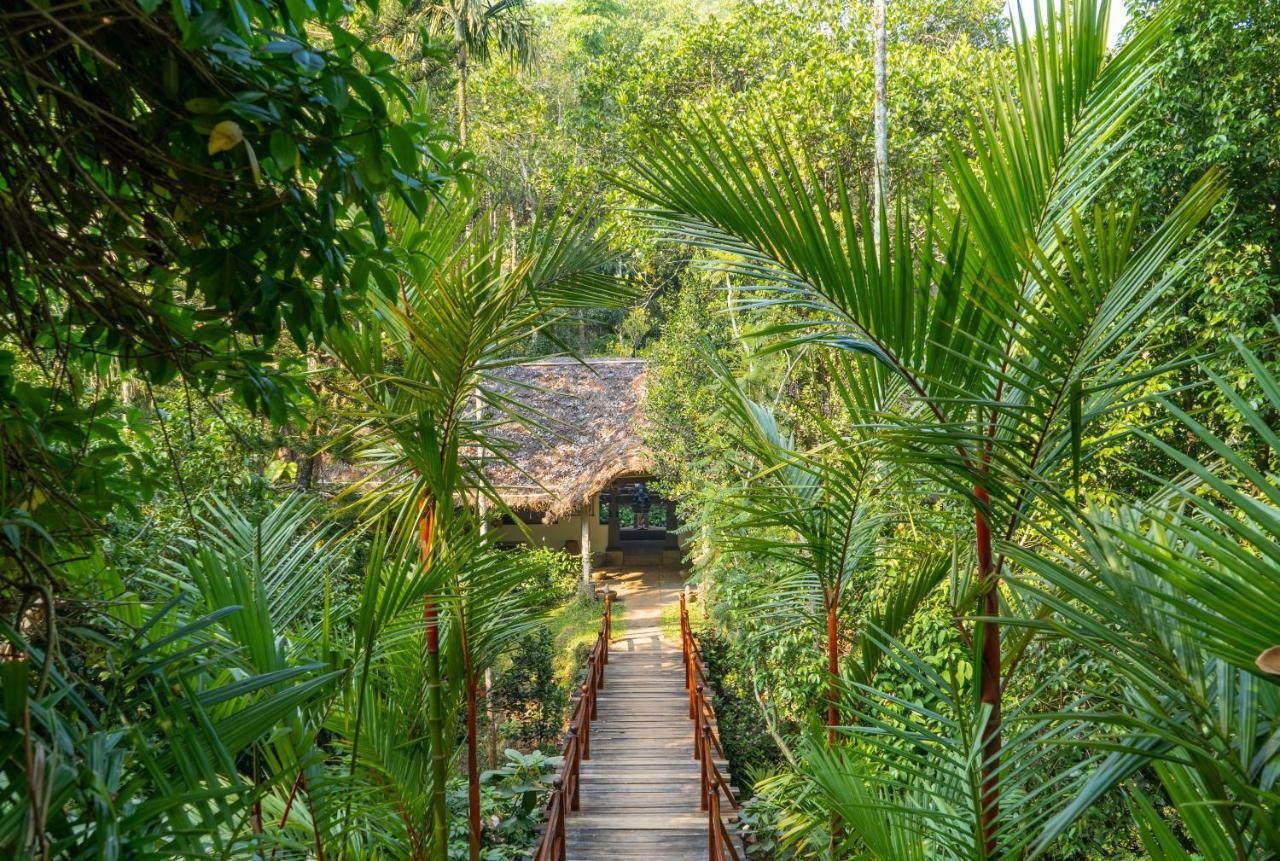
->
<box><xmin>491</xmin><ymin>494</ymin><xmax>691</xmax><ymax>556</ymax></box>
<box><xmin>492</xmin><ymin>495</ymin><xmax>609</xmax><ymax>554</ymax></box>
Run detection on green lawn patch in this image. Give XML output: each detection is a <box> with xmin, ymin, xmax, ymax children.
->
<box><xmin>544</xmin><ymin>594</ymin><xmax>625</xmax><ymax>686</ymax></box>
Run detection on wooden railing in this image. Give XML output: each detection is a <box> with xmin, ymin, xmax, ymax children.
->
<box><xmin>533</xmin><ymin>592</ymin><xmax>612</xmax><ymax>861</ymax></box>
<box><xmin>680</xmin><ymin>593</ymin><xmax>741</xmax><ymax>861</ymax></box>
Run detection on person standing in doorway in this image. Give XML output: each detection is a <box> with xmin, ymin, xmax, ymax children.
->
<box><xmin>632</xmin><ymin>482</ymin><xmax>650</xmax><ymax>529</ymax></box>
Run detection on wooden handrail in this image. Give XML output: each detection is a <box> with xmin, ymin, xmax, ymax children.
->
<box><xmin>534</xmin><ymin>592</ymin><xmax>611</xmax><ymax>861</ymax></box>
<box><xmin>680</xmin><ymin>593</ymin><xmax>741</xmax><ymax>861</ymax></box>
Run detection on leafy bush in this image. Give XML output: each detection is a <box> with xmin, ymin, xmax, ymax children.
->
<box><xmin>699</xmin><ymin>629</ymin><xmax>785</xmax><ymax>794</ymax></box>
<box><xmin>509</xmin><ymin>546</ymin><xmax>579</xmax><ymax>606</ymax></box>
<box><xmin>491</xmin><ymin>626</ymin><xmax>567</xmax><ymax>751</ymax></box>
<box><xmin>445</xmin><ymin>749</ymin><xmax>562</xmax><ymax>859</ymax></box>
<box><xmin>737</xmin><ymin>788</ymin><xmax>789</xmax><ymax>861</ymax></box>
<box><xmin>570</xmin><ymin>640</ymin><xmax>594</xmax><ymax>683</ymax></box>
<box><xmin>482</xmin><ymin>749</ymin><xmax>564</xmax><ymax>830</ymax></box>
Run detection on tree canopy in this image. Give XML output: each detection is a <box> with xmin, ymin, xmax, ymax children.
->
<box><xmin>2</xmin><ymin>0</ymin><xmax>1278</xmax><ymax>859</ymax></box>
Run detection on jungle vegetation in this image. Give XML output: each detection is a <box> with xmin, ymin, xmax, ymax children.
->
<box><xmin>1</xmin><ymin>0</ymin><xmax>1277</xmax><ymax>859</ymax></box>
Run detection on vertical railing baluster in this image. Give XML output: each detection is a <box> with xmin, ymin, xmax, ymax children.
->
<box><xmin>701</xmin><ymin>724</ymin><xmax>713</xmax><ymax>812</ymax></box>
<box><xmin>712</xmin><ymin>777</ymin><xmax>724</xmax><ymax>860</ymax></box>
<box><xmin>558</xmin><ymin>792</ymin><xmax>566</xmax><ymax>861</ymax></box>
<box><xmin>687</xmin><ymin>652</ymin><xmax>696</xmax><ymax>719</ymax></box>
<box><xmin>694</xmin><ymin>684</ymin><xmax>704</xmax><ymax>761</ymax></box>
<box><xmin>550</xmin><ymin>776</ymin><xmax>564</xmax><ymax>861</ymax></box>
<box><xmin>567</xmin><ymin>727</ymin><xmax>580</xmax><ymax>811</ymax></box>
<box><xmin>708</xmin><ymin>783</ymin><xmax>717</xmax><ymax>860</ymax></box>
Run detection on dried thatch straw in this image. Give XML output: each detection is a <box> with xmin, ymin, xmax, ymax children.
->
<box><xmin>485</xmin><ymin>358</ymin><xmax>652</xmax><ymax>523</ymax></box>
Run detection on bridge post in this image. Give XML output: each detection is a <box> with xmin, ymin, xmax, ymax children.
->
<box><xmin>700</xmin><ymin>725</ymin><xmax>711</xmax><ymax>811</ymax></box>
<box><xmin>550</xmin><ymin>776</ymin><xmax>564</xmax><ymax>861</ymax></box>
<box><xmin>579</xmin><ymin>507</ymin><xmax>592</xmax><ymax>593</ymax></box>
<box><xmin>694</xmin><ymin>684</ymin><xmax>704</xmax><ymax>761</ymax></box>
<box><xmin>568</xmin><ymin>728</ymin><xmax>580</xmax><ymax>811</ymax></box>
<box><xmin>709</xmin><ymin>780</ymin><xmax>721</xmax><ymax>859</ymax></box>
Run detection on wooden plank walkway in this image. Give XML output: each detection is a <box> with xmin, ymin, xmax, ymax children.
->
<box><xmin>562</xmin><ymin>565</ymin><xmax>734</xmax><ymax>861</ymax></box>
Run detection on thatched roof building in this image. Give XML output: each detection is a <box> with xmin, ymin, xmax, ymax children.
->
<box><xmin>486</xmin><ymin>358</ymin><xmax>652</xmax><ymax>523</ymax></box>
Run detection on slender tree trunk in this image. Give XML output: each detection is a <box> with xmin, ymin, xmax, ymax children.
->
<box><xmin>579</xmin><ymin>507</ymin><xmax>593</xmax><ymax>596</ymax></box>
<box><xmin>872</xmin><ymin>0</ymin><xmax>888</xmax><ymax>243</ymax></box>
<box><xmin>294</xmin><ymin>351</ymin><xmax>321</xmax><ymax>491</ymax></box>
<box><xmin>508</xmin><ymin>204</ymin><xmax>518</xmax><ymax>264</ymax></box>
<box><xmin>826</xmin><ymin>601</ymin><xmax>840</xmax><ymax>743</ymax></box>
<box><xmin>974</xmin><ymin>485</ymin><xmax>1000</xmax><ymax>858</ymax></box>
<box><xmin>467</xmin><ymin>397</ymin><xmax>486</xmax><ymax>860</ymax></box>
<box><xmin>456</xmin><ymin>47</ymin><xmax>469</xmax><ymax>147</ymax></box>
<box><xmin>294</xmin><ymin>436</ymin><xmax>319</xmax><ymax>490</ymax></box>
<box><xmin>466</xmin><ymin>673</ymin><xmax>481</xmax><ymax>861</ymax></box>
<box><xmin>477</xmin><ymin>456</ymin><xmax>498</xmax><ymax>771</ymax></box>
<box><xmin>420</xmin><ymin>503</ymin><xmax>449</xmax><ymax>861</ymax></box>
<box><xmin>826</xmin><ymin>598</ymin><xmax>843</xmax><ymax>858</ymax></box>
<box><xmin>454</xmin><ymin>601</ymin><xmax>482</xmax><ymax>861</ymax></box>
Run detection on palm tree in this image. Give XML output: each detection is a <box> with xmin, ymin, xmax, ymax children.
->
<box><xmin>626</xmin><ymin>0</ymin><xmax>1225</xmax><ymax>852</ymax></box>
<box><xmin>710</xmin><ymin>356</ymin><xmax>947</xmax><ymax>743</ymax></box>
<box><xmin>330</xmin><ymin>193</ymin><xmax>628</xmax><ymax>861</ymax></box>
<box><xmin>0</xmin><ymin>491</ymin><xmax>431</xmax><ymax>860</ymax></box>
<box><xmin>710</xmin><ymin>357</ymin><xmax>956</xmax><ymax>854</ymax></box>
<box><xmin>417</xmin><ymin>0</ymin><xmax>534</xmax><ymax>146</ymax></box>
<box><xmin>1008</xmin><ymin>334</ymin><xmax>1280</xmax><ymax>857</ymax></box>
<box><xmin>788</xmin><ymin>337</ymin><xmax>1280</xmax><ymax>859</ymax></box>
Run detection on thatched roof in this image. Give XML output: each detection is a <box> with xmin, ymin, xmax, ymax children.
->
<box><xmin>486</xmin><ymin>358</ymin><xmax>652</xmax><ymax>523</ymax></box>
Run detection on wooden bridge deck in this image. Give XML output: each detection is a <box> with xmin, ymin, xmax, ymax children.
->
<box><xmin>563</xmin><ymin>566</ymin><xmax>735</xmax><ymax>861</ymax></box>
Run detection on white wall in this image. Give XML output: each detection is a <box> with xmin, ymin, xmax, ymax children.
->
<box><xmin>491</xmin><ymin>493</ymin><xmax>691</xmax><ymax>555</ymax></box>
<box><xmin>492</xmin><ymin>495</ymin><xmax>608</xmax><ymax>554</ymax></box>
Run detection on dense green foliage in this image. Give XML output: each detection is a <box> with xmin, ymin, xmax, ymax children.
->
<box><xmin>1119</xmin><ymin>0</ymin><xmax>1280</xmax><ymax>457</ymax></box>
<box><xmin>2</xmin><ymin>0</ymin><xmax>1278</xmax><ymax>858</ymax></box>
<box><xmin>633</xmin><ymin>0</ymin><xmax>1279</xmax><ymax>858</ymax></box>
<box><xmin>0</xmin><ymin>0</ymin><xmax>461</xmax><ymax>555</ymax></box>
<box><xmin>490</xmin><ymin>627</ymin><xmax>567</xmax><ymax>751</ymax></box>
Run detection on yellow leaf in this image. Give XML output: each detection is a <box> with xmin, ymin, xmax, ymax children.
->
<box><xmin>208</xmin><ymin>120</ymin><xmax>244</xmax><ymax>156</ymax></box>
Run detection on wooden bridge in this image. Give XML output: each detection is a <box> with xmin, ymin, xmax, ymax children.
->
<box><xmin>535</xmin><ymin>568</ymin><xmax>741</xmax><ymax>861</ymax></box>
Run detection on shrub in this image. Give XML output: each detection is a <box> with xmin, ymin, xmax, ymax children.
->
<box><xmin>700</xmin><ymin>629</ymin><xmax>784</xmax><ymax>795</ymax></box>
<box><xmin>510</xmin><ymin>546</ymin><xmax>579</xmax><ymax>606</ymax></box>
<box><xmin>738</xmin><ymin>789</ymin><xmax>789</xmax><ymax>861</ymax></box>
<box><xmin>492</xmin><ymin>626</ymin><xmax>567</xmax><ymax>751</ymax></box>
<box><xmin>481</xmin><ymin>748</ymin><xmax>563</xmax><ymax>830</ymax></box>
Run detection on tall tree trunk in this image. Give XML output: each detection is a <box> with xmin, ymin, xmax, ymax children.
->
<box><xmin>974</xmin><ymin>485</ymin><xmax>1000</xmax><ymax>858</ymax></box>
<box><xmin>508</xmin><ymin>204</ymin><xmax>518</xmax><ymax>264</ymax></box>
<box><xmin>293</xmin><ymin>353</ymin><xmax>322</xmax><ymax>491</ymax></box>
<box><xmin>579</xmin><ymin>507</ymin><xmax>592</xmax><ymax>597</ymax></box>
<box><xmin>467</xmin><ymin>397</ymin><xmax>486</xmax><ymax>860</ymax></box>
<box><xmin>826</xmin><ymin>598</ymin><xmax>842</xmax><ymax>858</ymax></box>
<box><xmin>420</xmin><ymin>502</ymin><xmax>449</xmax><ymax>861</ymax></box>
<box><xmin>872</xmin><ymin>0</ymin><xmax>888</xmax><ymax>243</ymax></box>
<box><xmin>465</xmin><ymin>670</ymin><xmax>481</xmax><ymax>861</ymax></box>
<box><xmin>826</xmin><ymin>600</ymin><xmax>840</xmax><ymax>743</ymax></box>
<box><xmin>456</xmin><ymin>47</ymin><xmax>469</xmax><ymax>147</ymax></box>
<box><xmin>294</xmin><ymin>440</ymin><xmax>319</xmax><ymax>490</ymax></box>
<box><xmin>485</xmin><ymin>668</ymin><xmax>499</xmax><ymax>767</ymax></box>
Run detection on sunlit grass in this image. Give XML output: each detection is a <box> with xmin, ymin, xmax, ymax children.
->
<box><xmin>544</xmin><ymin>594</ymin><xmax>625</xmax><ymax>685</ymax></box>
<box><xmin>659</xmin><ymin>596</ymin><xmax>708</xmax><ymax>645</ymax></box>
